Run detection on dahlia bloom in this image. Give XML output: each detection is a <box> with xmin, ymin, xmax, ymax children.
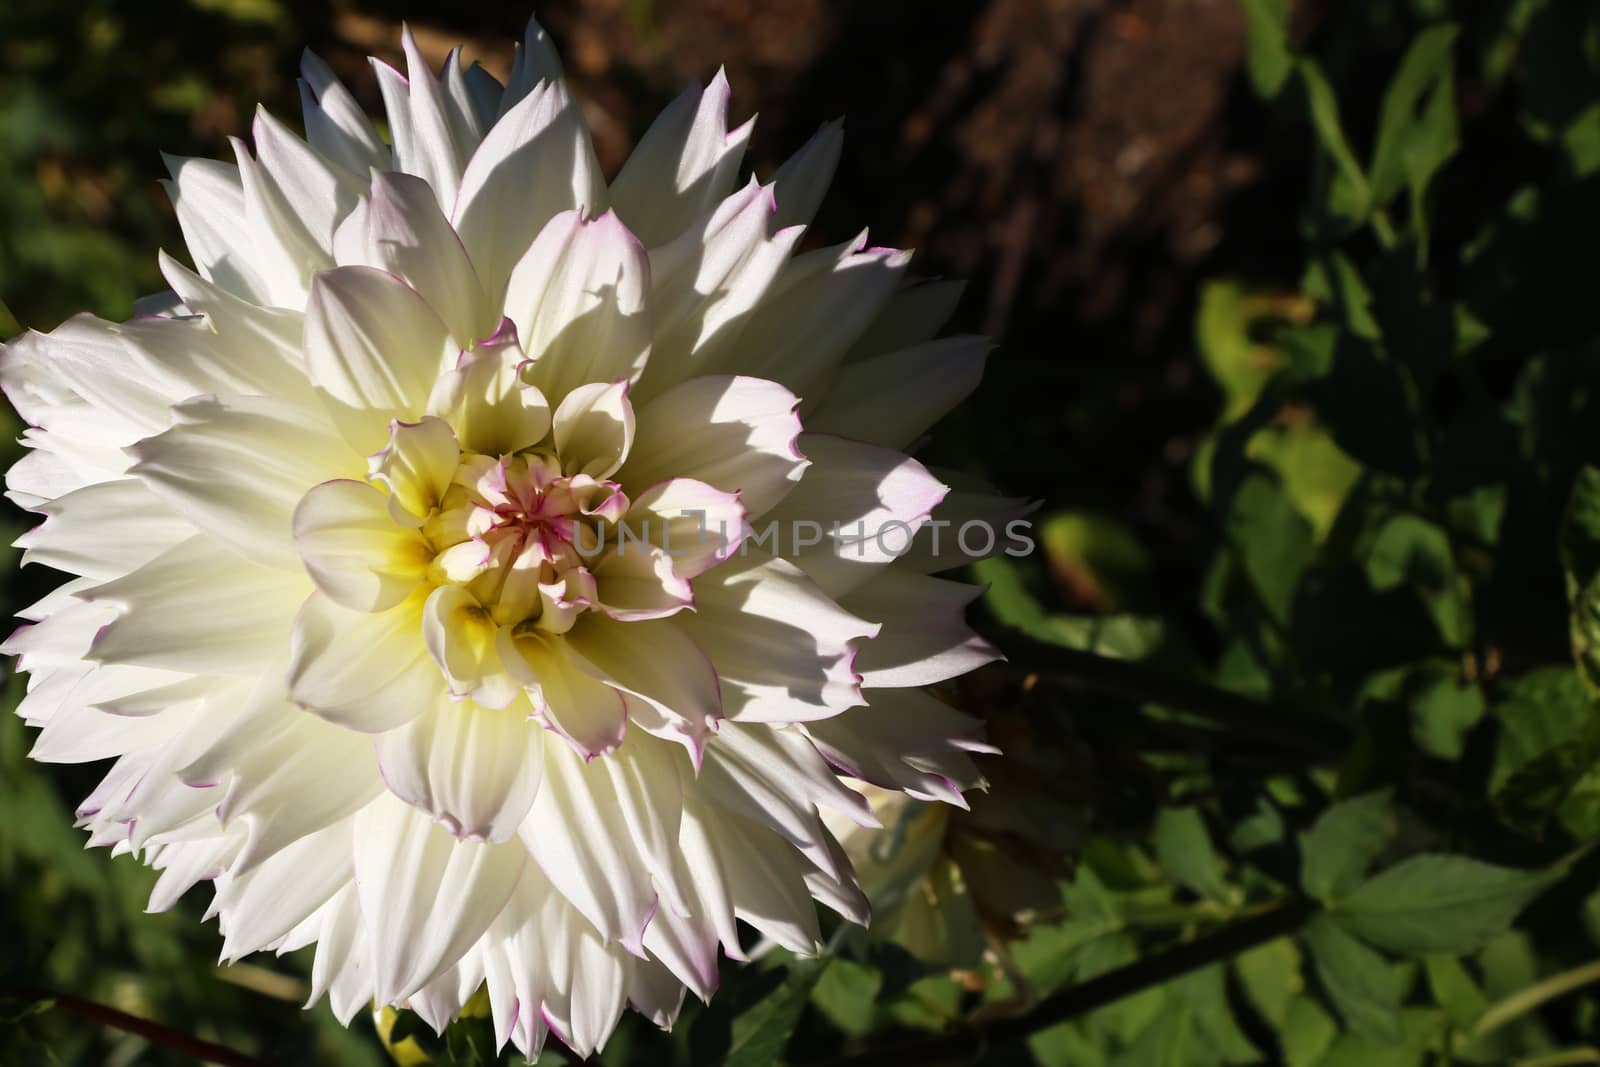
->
<box><xmin>3</xmin><ymin>20</ymin><xmax>1015</xmax><ymax>1056</ymax></box>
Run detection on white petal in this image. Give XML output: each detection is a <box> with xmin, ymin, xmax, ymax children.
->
<box><xmin>88</xmin><ymin>536</ymin><xmax>311</xmax><ymax>675</ymax></box>
<box><xmin>455</xmin><ymin>79</ymin><xmax>606</xmax><ymax>301</ymax></box>
<box><xmin>305</xmin><ymin>266</ymin><xmax>454</xmax><ymax>449</ymax></box>
<box><xmin>700</xmin><ymin>721</ymin><xmax>875</xmax><ymax>880</ymax></box>
<box><xmin>252</xmin><ymin>105</ymin><xmax>362</xmax><ymax>256</ymax></box>
<box><xmin>552</xmin><ymin>380</ymin><xmax>635</xmax><ymax>479</ymax></box>
<box><xmin>642</xmin><ymin>181</ymin><xmax>804</xmax><ymax>391</ymax></box>
<box><xmin>422</xmin><ymin>585</ymin><xmax>521</xmax><ymax>709</ymax></box>
<box><xmin>506</xmin><ymin>211</ymin><xmax>652</xmax><ymax>405</ymax></box>
<box><xmin>128</xmin><ymin>395</ymin><xmax>353</xmax><ymax>571</ymax></box>
<box><xmin>624</xmin><ymin>477</ymin><xmax>746</xmax><ymax>578</ymax></box>
<box><xmin>335</xmin><ymin>171</ymin><xmax>496</xmax><ymax>345</ymax></box>
<box><xmin>844</xmin><ymin>278</ymin><xmax>967</xmax><ymax>362</ymax></box>
<box><xmin>500</xmin><ymin>628</ymin><xmax>628</xmax><ymax>758</ymax></box>
<box><xmin>392</xmin><ymin>27</ymin><xmax>472</xmax><ymax>209</ymax></box>
<box><xmin>375</xmin><ymin>697</ymin><xmax>544</xmax><ymax>842</ymax></box>
<box><xmin>521</xmin><ymin>740</ymin><xmax>657</xmax><ymax>952</ymax></box>
<box><xmin>840</xmin><ymin>568</ymin><xmax>1001</xmax><ymax>687</ymax></box>
<box><xmin>499</xmin><ymin>16</ymin><xmax>565</xmax><ymax>113</ymax></box>
<box><xmin>369</xmin><ymin>416</ymin><xmax>461</xmax><ymax>525</ymax></box>
<box><xmin>215</xmin><ymin>817</ymin><xmax>354</xmax><ymax>960</ymax></box>
<box><xmin>17</xmin><ymin>479</ymin><xmax>193</xmax><ymax>580</ymax></box>
<box><xmin>425</xmin><ymin>333</ymin><xmax>552</xmax><ymax>457</ymax></box>
<box><xmin>115</xmin><ymin>311</ymin><xmax>317</xmax><ymax>409</ymax></box>
<box><xmin>564</xmin><ymin>615</ymin><xmax>722</xmax><ymax>736</ymax></box>
<box><xmin>161</xmin><ymin>156</ymin><xmax>274</xmax><ymax>304</ymax></box>
<box><xmin>705</xmin><ymin>236</ymin><xmax>910</xmax><ymax>397</ymax></box>
<box><xmin>591</xmin><ymin>545</ymin><xmax>694</xmax><ymax>621</ymax></box>
<box><xmin>762</xmin><ymin>434</ymin><xmax>949</xmax><ymax>596</ymax></box>
<box><xmin>609</xmin><ymin>70</ymin><xmax>752</xmax><ymax>248</ymax></box>
<box><xmin>675</xmin><ymin>551</ymin><xmax>875</xmax><ymax>724</ymax></box>
<box><xmin>805</xmin><ymin>336</ymin><xmax>989</xmax><ymax>449</ymax></box>
<box><xmin>688</xmin><ymin>801</ymin><xmax>822</xmax><ymax>955</ymax></box>
<box><xmin>293</xmin><ymin>479</ymin><xmax>430</xmax><ymax>611</ymax></box>
<box><xmin>771</xmin><ymin>119</ymin><xmax>843</xmax><ymax>229</ymax></box>
<box><xmin>287</xmin><ymin>588</ymin><xmax>442</xmax><ymax>731</ymax></box>
<box><xmin>806</xmin><ymin>686</ymin><xmax>993</xmax><ymax>806</ymax></box>
<box><xmin>354</xmin><ymin>793</ymin><xmax>527</xmax><ymax>1004</ymax></box>
<box><xmin>299</xmin><ymin>50</ymin><xmax>389</xmax><ymax>176</ymax></box>
<box><xmin>619</xmin><ymin>375</ymin><xmax>805</xmax><ymax>517</ymax></box>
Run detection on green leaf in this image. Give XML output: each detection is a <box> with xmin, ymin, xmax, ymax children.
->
<box><xmin>1293</xmin><ymin>61</ymin><xmax>1374</xmax><ymax>230</ymax></box>
<box><xmin>1303</xmin><ymin>915</ymin><xmax>1408</xmax><ymax>1044</ymax></box>
<box><xmin>1237</xmin><ymin>0</ymin><xmax>1294</xmax><ymax>98</ymax></box>
<box><xmin>1280</xmin><ymin>997</ymin><xmax>1340</xmax><ymax>1067</ymax></box>
<box><xmin>1490</xmin><ymin>666</ymin><xmax>1600</xmax><ymax>834</ymax></box>
<box><xmin>1153</xmin><ymin>807</ymin><xmax>1230</xmax><ymax>901</ymax></box>
<box><xmin>1174</xmin><ymin>964</ymin><xmax>1259</xmax><ymax>1063</ymax></box>
<box><xmin>1331</xmin><ymin>855</ymin><xmax>1555</xmax><ymax>956</ymax></box>
<box><xmin>1225</xmin><ymin>469</ymin><xmax>1315</xmax><ymax>626</ymax></box>
<box><xmin>810</xmin><ymin>958</ymin><xmax>883</xmax><ymax>1039</ymax></box>
<box><xmin>722</xmin><ymin>960</ymin><xmax>829</xmax><ymax>1066</ymax></box>
<box><xmin>1368</xmin><ymin>25</ymin><xmax>1460</xmax><ymax>207</ymax></box>
<box><xmin>1562</xmin><ymin>466</ymin><xmax>1600</xmax><ymax>692</ymax></box>
<box><xmin>1235</xmin><ymin>937</ymin><xmax>1301</xmax><ymax>1028</ymax></box>
<box><xmin>1423</xmin><ymin>956</ymin><xmax>1489</xmax><ymax>1032</ymax></box>
<box><xmin>1300</xmin><ymin>790</ymin><xmax>1396</xmax><ymax>902</ymax></box>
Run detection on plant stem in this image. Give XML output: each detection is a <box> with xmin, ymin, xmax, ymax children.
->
<box><xmin>28</xmin><ymin>991</ymin><xmax>271</xmax><ymax>1067</ymax></box>
<box><xmin>804</xmin><ymin>897</ymin><xmax>1318</xmax><ymax>1066</ymax></box>
<box><xmin>1007</xmin><ymin>634</ymin><xmax>1350</xmax><ymax>757</ymax></box>
<box><xmin>1474</xmin><ymin>959</ymin><xmax>1600</xmax><ymax>1041</ymax></box>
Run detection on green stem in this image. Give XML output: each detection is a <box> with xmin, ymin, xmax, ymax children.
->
<box><xmin>1006</xmin><ymin>634</ymin><xmax>1350</xmax><ymax>758</ymax></box>
<box><xmin>1473</xmin><ymin>959</ymin><xmax>1600</xmax><ymax>1041</ymax></box>
<box><xmin>803</xmin><ymin>897</ymin><xmax>1318</xmax><ymax>1066</ymax></box>
<box><xmin>28</xmin><ymin>991</ymin><xmax>271</xmax><ymax>1067</ymax></box>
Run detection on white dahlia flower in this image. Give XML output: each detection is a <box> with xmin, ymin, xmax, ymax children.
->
<box><xmin>3</xmin><ymin>19</ymin><xmax>1016</xmax><ymax>1057</ymax></box>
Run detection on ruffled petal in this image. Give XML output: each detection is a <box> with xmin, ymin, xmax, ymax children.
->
<box><xmin>375</xmin><ymin>696</ymin><xmax>544</xmax><ymax>843</ymax></box>
<box><xmin>354</xmin><ymin>793</ymin><xmax>527</xmax><ymax>1004</ymax></box>
<box><xmin>619</xmin><ymin>375</ymin><xmax>804</xmax><ymax>517</ymax></box>
<box><xmin>608</xmin><ymin>70</ymin><xmax>751</xmax><ymax>248</ymax></box>
<box><xmin>500</xmin><ymin>627</ymin><xmax>628</xmax><ymax>758</ymax></box>
<box><xmin>762</xmin><ymin>434</ymin><xmax>949</xmax><ymax>596</ymax></box>
<box><xmin>839</xmin><ymin>568</ymin><xmax>1001</xmax><ymax>687</ymax></box>
<box><xmin>305</xmin><ymin>266</ymin><xmax>454</xmax><ymax>450</ymax></box>
<box><xmin>552</xmin><ymin>380</ymin><xmax>635</xmax><ymax>480</ymax></box>
<box><xmin>293</xmin><ymin>479</ymin><xmax>431</xmax><ymax>612</ymax></box>
<box><xmin>454</xmin><ymin>77</ymin><xmax>605</xmax><ymax>301</ymax></box>
<box><xmin>129</xmin><ymin>394</ymin><xmax>353</xmax><ymax>571</ymax></box>
<box><xmin>333</xmin><ymin>171</ymin><xmax>497</xmax><ymax>346</ymax></box>
<box><xmin>506</xmin><ymin>211</ymin><xmax>652</xmax><ymax>405</ymax></box>
<box><xmin>87</xmin><ymin>536</ymin><xmax>311</xmax><ymax>675</ymax></box>
<box><xmin>287</xmin><ymin>588</ymin><xmax>441</xmax><ymax>731</ymax></box>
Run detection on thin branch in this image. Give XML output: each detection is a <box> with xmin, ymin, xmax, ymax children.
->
<box><xmin>25</xmin><ymin>991</ymin><xmax>271</xmax><ymax>1067</ymax></box>
<box><xmin>805</xmin><ymin>897</ymin><xmax>1318</xmax><ymax>1067</ymax></box>
<box><xmin>1007</xmin><ymin>633</ymin><xmax>1351</xmax><ymax>757</ymax></box>
<box><xmin>1474</xmin><ymin>959</ymin><xmax>1600</xmax><ymax>1041</ymax></box>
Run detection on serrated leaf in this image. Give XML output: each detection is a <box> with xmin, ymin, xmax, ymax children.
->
<box><xmin>1153</xmin><ymin>807</ymin><xmax>1230</xmax><ymax>902</ymax></box>
<box><xmin>1174</xmin><ymin>964</ymin><xmax>1259</xmax><ymax>1063</ymax></box>
<box><xmin>1331</xmin><ymin>855</ymin><xmax>1555</xmax><ymax>956</ymax></box>
<box><xmin>1235</xmin><ymin>937</ymin><xmax>1301</xmax><ymax>1028</ymax></box>
<box><xmin>1303</xmin><ymin>915</ymin><xmax>1408</xmax><ymax>1044</ymax></box>
<box><xmin>720</xmin><ymin>959</ymin><xmax>828</xmax><ymax>1067</ymax></box>
<box><xmin>1300</xmin><ymin>790</ymin><xmax>1396</xmax><ymax>902</ymax></box>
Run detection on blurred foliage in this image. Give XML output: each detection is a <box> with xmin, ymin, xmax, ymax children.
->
<box><xmin>7</xmin><ymin>0</ymin><xmax>1600</xmax><ymax>1066</ymax></box>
